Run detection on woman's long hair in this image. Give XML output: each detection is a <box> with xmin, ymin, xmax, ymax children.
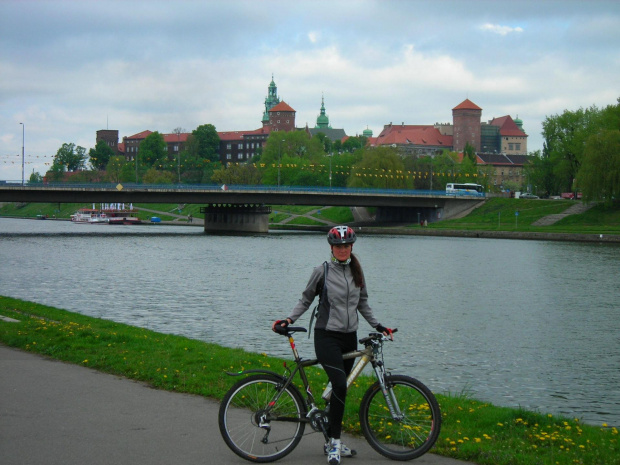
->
<box><xmin>350</xmin><ymin>253</ymin><xmax>364</xmax><ymax>288</ymax></box>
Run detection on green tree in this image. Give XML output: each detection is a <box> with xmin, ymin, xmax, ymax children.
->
<box><xmin>464</xmin><ymin>142</ymin><xmax>477</xmax><ymax>163</ymax></box>
<box><xmin>211</xmin><ymin>163</ymin><xmax>262</xmax><ymax>185</ymax></box>
<box><xmin>261</xmin><ymin>131</ymin><xmax>325</xmax><ymax>166</ymax></box>
<box><xmin>542</xmin><ymin>105</ymin><xmax>601</xmax><ymax>193</ymax></box>
<box><xmin>142</xmin><ymin>167</ymin><xmax>176</xmax><ymax>184</ymax></box>
<box><xmin>105</xmin><ymin>155</ymin><xmax>127</xmax><ymax>183</ymax></box>
<box><xmin>192</xmin><ymin>124</ymin><xmax>220</xmax><ymax>162</ymax></box>
<box><xmin>348</xmin><ymin>146</ymin><xmax>407</xmax><ymax>188</ymax></box>
<box><xmin>576</xmin><ymin>129</ymin><xmax>620</xmax><ymax>205</ymax></box>
<box><xmin>51</xmin><ymin>143</ymin><xmax>87</xmax><ymax>172</ymax></box>
<box><xmin>138</xmin><ymin>132</ymin><xmax>168</xmax><ymax>169</ymax></box>
<box><xmin>342</xmin><ymin>135</ymin><xmax>368</xmax><ymax>153</ymax></box>
<box><xmin>28</xmin><ymin>171</ymin><xmax>43</xmax><ymax>184</ymax></box>
<box><xmin>89</xmin><ymin>139</ymin><xmax>115</xmax><ymax>170</ymax></box>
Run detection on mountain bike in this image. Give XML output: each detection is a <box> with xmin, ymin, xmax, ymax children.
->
<box><xmin>218</xmin><ymin>326</ymin><xmax>441</xmax><ymax>462</ymax></box>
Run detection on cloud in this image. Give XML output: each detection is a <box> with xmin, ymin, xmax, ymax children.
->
<box><xmin>479</xmin><ymin>23</ymin><xmax>524</xmax><ymax>36</ymax></box>
<box><xmin>308</xmin><ymin>31</ymin><xmax>320</xmax><ymax>43</ymax></box>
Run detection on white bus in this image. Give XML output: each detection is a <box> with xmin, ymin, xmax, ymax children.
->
<box><xmin>446</xmin><ymin>183</ymin><xmax>485</xmax><ymax>196</ymax></box>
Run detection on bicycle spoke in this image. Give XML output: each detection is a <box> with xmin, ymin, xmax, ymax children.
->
<box><xmin>219</xmin><ymin>375</ymin><xmax>306</xmax><ymax>462</ymax></box>
<box><xmin>360</xmin><ymin>375</ymin><xmax>441</xmax><ymax>460</ymax></box>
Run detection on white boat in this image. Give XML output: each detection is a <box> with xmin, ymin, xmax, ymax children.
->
<box><xmin>71</xmin><ymin>203</ymin><xmax>142</xmax><ymax>225</ymax></box>
<box><xmin>71</xmin><ymin>208</ymin><xmax>109</xmax><ymax>224</ymax></box>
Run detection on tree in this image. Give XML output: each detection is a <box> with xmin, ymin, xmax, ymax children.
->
<box><xmin>463</xmin><ymin>142</ymin><xmax>477</xmax><ymax>163</ymax></box>
<box><xmin>576</xmin><ymin>129</ymin><xmax>620</xmax><ymax>205</ymax></box>
<box><xmin>542</xmin><ymin>105</ymin><xmax>602</xmax><ymax>193</ymax></box>
<box><xmin>342</xmin><ymin>135</ymin><xmax>368</xmax><ymax>153</ymax></box>
<box><xmin>28</xmin><ymin>171</ymin><xmax>43</xmax><ymax>184</ymax></box>
<box><xmin>192</xmin><ymin>124</ymin><xmax>220</xmax><ymax>162</ymax></box>
<box><xmin>525</xmin><ymin>149</ymin><xmax>556</xmax><ymax>197</ymax></box>
<box><xmin>105</xmin><ymin>155</ymin><xmax>127</xmax><ymax>183</ymax></box>
<box><xmin>211</xmin><ymin>163</ymin><xmax>262</xmax><ymax>185</ymax></box>
<box><xmin>261</xmin><ymin>131</ymin><xmax>324</xmax><ymax>165</ymax></box>
<box><xmin>142</xmin><ymin>167</ymin><xmax>176</xmax><ymax>184</ymax></box>
<box><xmin>89</xmin><ymin>139</ymin><xmax>115</xmax><ymax>170</ymax></box>
<box><xmin>348</xmin><ymin>146</ymin><xmax>407</xmax><ymax>189</ymax></box>
<box><xmin>138</xmin><ymin>132</ymin><xmax>168</xmax><ymax>169</ymax></box>
<box><xmin>51</xmin><ymin>143</ymin><xmax>87</xmax><ymax>172</ymax></box>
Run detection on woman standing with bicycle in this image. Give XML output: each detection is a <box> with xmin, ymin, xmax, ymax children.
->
<box><xmin>273</xmin><ymin>225</ymin><xmax>393</xmax><ymax>465</ymax></box>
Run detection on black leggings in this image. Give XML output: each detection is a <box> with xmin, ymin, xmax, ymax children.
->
<box><xmin>314</xmin><ymin>329</ymin><xmax>357</xmax><ymax>439</ymax></box>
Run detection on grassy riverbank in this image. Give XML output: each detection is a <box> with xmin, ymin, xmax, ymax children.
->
<box><xmin>2</xmin><ymin>198</ymin><xmax>619</xmax><ymax>237</ymax></box>
<box><xmin>1</xmin><ymin>296</ymin><xmax>617</xmax><ymax>465</ymax></box>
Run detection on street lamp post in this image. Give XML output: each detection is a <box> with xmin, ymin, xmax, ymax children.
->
<box><xmin>177</xmin><ymin>132</ymin><xmax>181</xmax><ymax>183</ymax></box>
<box><xmin>278</xmin><ymin>139</ymin><xmax>284</xmax><ymax>187</ymax></box>
<box><xmin>19</xmin><ymin>123</ymin><xmax>24</xmax><ymax>185</ymax></box>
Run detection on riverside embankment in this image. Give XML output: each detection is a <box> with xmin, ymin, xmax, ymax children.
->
<box><xmin>1</xmin><ymin>297</ymin><xmax>618</xmax><ymax>465</ymax></box>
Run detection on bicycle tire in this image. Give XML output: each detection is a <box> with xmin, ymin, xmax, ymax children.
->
<box><xmin>359</xmin><ymin>374</ymin><xmax>441</xmax><ymax>461</ymax></box>
<box><xmin>218</xmin><ymin>374</ymin><xmax>306</xmax><ymax>463</ymax></box>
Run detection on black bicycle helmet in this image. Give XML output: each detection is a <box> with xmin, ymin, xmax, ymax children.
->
<box><xmin>327</xmin><ymin>225</ymin><xmax>357</xmax><ymax>245</ymax></box>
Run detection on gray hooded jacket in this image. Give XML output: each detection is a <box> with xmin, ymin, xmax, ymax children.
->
<box><xmin>288</xmin><ymin>258</ymin><xmax>379</xmax><ymax>333</ymax></box>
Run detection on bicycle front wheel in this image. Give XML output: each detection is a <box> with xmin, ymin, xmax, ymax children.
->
<box><xmin>359</xmin><ymin>374</ymin><xmax>441</xmax><ymax>461</ymax></box>
<box><xmin>218</xmin><ymin>374</ymin><xmax>306</xmax><ymax>463</ymax></box>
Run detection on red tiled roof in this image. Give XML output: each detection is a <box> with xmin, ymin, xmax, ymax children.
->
<box><xmin>218</xmin><ymin>128</ymin><xmax>270</xmax><ymax>141</ymax></box>
<box><xmin>489</xmin><ymin>115</ymin><xmax>527</xmax><ymax>137</ymax></box>
<box><xmin>162</xmin><ymin>133</ymin><xmax>190</xmax><ymax>143</ymax></box>
<box><xmin>269</xmin><ymin>101</ymin><xmax>295</xmax><ymax>112</ymax></box>
<box><xmin>376</xmin><ymin>125</ymin><xmax>453</xmax><ymax>147</ymax></box>
<box><xmin>125</xmin><ymin>130</ymin><xmax>153</xmax><ymax>140</ymax></box>
<box><xmin>452</xmin><ymin>99</ymin><xmax>482</xmax><ymax>111</ymax></box>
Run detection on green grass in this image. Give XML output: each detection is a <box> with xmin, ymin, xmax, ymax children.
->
<box><xmin>313</xmin><ymin>206</ymin><xmax>354</xmax><ymax>223</ymax></box>
<box><xmin>427</xmin><ymin>198</ymin><xmax>620</xmax><ymax>235</ymax></box>
<box><xmin>2</xmin><ymin>198</ymin><xmax>619</xmax><ymax>236</ymax></box>
<box><xmin>1</xmin><ymin>296</ymin><xmax>617</xmax><ymax>465</ymax></box>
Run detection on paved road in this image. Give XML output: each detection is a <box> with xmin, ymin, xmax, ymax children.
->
<box><xmin>0</xmin><ymin>345</ymin><xmax>471</xmax><ymax>465</ymax></box>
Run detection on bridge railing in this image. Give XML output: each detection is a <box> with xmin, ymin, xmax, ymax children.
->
<box><xmin>0</xmin><ymin>182</ymin><xmax>486</xmax><ymax>198</ymax></box>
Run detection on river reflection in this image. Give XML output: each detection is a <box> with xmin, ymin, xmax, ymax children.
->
<box><xmin>1</xmin><ymin>218</ymin><xmax>619</xmax><ymax>426</ymax></box>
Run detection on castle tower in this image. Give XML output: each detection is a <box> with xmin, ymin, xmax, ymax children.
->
<box><xmin>452</xmin><ymin>99</ymin><xmax>482</xmax><ymax>152</ymax></box>
<box><xmin>262</xmin><ymin>74</ymin><xmax>281</xmax><ymax>127</ymax></box>
<box><xmin>268</xmin><ymin>101</ymin><xmax>296</xmax><ymax>132</ymax></box>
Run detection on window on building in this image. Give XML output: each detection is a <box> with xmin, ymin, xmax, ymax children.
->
<box><xmin>238</xmin><ymin>143</ymin><xmax>243</xmax><ymax>149</ymax></box>
<box><xmin>238</xmin><ymin>154</ymin><xmax>243</xmax><ymax>160</ymax></box>
<box><xmin>516</xmin><ymin>143</ymin><xmax>521</xmax><ymax>151</ymax></box>
<box><xmin>174</xmin><ymin>145</ymin><xmax>178</xmax><ymax>152</ymax></box>
<box><xmin>226</xmin><ymin>153</ymin><xmax>232</xmax><ymax>160</ymax></box>
<box><xmin>226</xmin><ymin>143</ymin><xmax>232</xmax><ymax>150</ymax></box>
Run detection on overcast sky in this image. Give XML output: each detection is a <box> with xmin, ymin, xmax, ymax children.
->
<box><xmin>1</xmin><ymin>0</ymin><xmax>619</xmax><ymax>181</ymax></box>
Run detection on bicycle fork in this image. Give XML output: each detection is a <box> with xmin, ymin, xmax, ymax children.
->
<box><xmin>372</xmin><ymin>363</ymin><xmax>405</xmax><ymax>421</ymax></box>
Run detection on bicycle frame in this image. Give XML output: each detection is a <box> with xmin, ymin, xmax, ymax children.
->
<box><xmin>226</xmin><ymin>329</ymin><xmax>402</xmax><ymax>428</ymax></box>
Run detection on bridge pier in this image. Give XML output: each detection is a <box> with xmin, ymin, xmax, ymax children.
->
<box><xmin>199</xmin><ymin>204</ymin><xmax>271</xmax><ymax>234</ymax></box>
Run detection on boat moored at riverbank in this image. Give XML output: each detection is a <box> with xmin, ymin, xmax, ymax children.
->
<box><xmin>71</xmin><ymin>204</ymin><xmax>142</xmax><ymax>225</ymax></box>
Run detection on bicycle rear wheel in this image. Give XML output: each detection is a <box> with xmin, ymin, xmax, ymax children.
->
<box><xmin>218</xmin><ymin>374</ymin><xmax>306</xmax><ymax>463</ymax></box>
<box><xmin>359</xmin><ymin>374</ymin><xmax>441</xmax><ymax>461</ymax></box>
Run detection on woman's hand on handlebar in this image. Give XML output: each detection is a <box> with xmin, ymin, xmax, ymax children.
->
<box><xmin>271</xmin><ymin>318</ymin><xmax>292</xmax><ymax>333</ymax></box>
<box><xmin>376</xmin><ymin>324</ymin><xmax>396</xmax><ymax>340</ymax></box>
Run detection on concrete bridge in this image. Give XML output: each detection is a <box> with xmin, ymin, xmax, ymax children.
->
<box><xmin>0</xmin><ymin>183</ymin><xmax>485</xmax><ymax>233</ymax></box>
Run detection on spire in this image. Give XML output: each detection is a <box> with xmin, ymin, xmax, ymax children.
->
<box><xmin>262</xmin><ymin>74</ymin><xmax>281</xmax><ymax>124</ymax></box>
<box><xmin>315</xmin><ymin>93</ymin><xmax>331</xmax><ymax>129</ymax></box>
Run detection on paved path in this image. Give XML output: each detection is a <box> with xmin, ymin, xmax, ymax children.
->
<box><xmin>0</xmin><ymin>345</ymin><xmax>472</xmax><ymax>465</ymax></box>
<box><xmin>532</xmin><ymin>201</ymin><xmax>596</xmax><ymax>226</ymax></box>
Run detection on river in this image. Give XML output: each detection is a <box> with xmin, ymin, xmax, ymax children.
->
<box><xmin>0</xmin><ymin>217</ymin><xmax>618</xmax><ymax>427</ymax></box>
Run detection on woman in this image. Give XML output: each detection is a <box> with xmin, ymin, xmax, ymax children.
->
<box><xmin>272</xmin><ymin>225</ymin><xmax>393</xmax><ymax>465</ymax></box>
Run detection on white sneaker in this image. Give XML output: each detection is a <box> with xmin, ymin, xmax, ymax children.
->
<box><xmin>324</xmin><ymin>440</ymin><xmax>356</xmax><ymax>458</ymax></box>
<box><xmin>327</xmin><ymin>439</ymin><xmax>341</xmax><ymax>465</ymax></box>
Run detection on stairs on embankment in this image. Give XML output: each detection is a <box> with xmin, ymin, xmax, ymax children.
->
<box><xmin>532</xmin><ymin>202</ymin><xmax>596</xmax><ymax>226</ymax></box>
